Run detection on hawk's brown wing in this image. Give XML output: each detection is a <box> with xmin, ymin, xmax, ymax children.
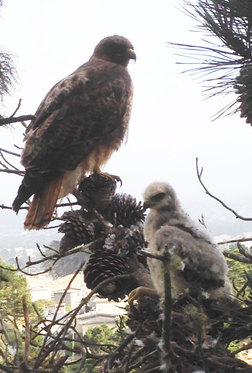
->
<box><xmin>22</xmin><ymin>59</ymin><xmax>132</xmax><ymax>171</ymax></box>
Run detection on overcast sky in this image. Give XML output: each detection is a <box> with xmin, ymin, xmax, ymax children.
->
<box><xmin>1</xmin><ymin>0</ymin><xmax>252</xmax><ymax>247</ymax></box>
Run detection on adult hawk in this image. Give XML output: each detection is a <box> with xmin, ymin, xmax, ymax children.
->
<box><xmin>13</xmin><ymin>35</ymin><xmax>136</xmax><ymax>230</ymax></box>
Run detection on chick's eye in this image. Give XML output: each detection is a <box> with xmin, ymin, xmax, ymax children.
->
<box><xmin>151</xmin><ymin>192</ymin><xmax>165</xmax><ymax>202</ymax></box>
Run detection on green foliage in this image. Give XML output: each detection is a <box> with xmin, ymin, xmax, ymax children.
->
<box><xmin>0</xmin><ymin>258</ymin><xmax>33</xmax><ymax>318</ymax></box>
<box><xmin>62</xmin><ymin>324</ymin><xmax>124</xmax><ymax>372</ymax></box>
<box><xmin>0</xmin><ymin>258</ymin><xmax>44</xmax><ymax>368</ymax></box>
<box><xmin>226</xmin><ymin>246</ymin><xmax>252</xmax><ymax>298</ymax></box>
<box><xmin>0</xmin><ymin>51</ymin><xmax>17</xmax><ymax>103</ymax></box>
<box><xmin>84</xmin><ymin>323</ymin><xmax>121</xmax><ymax>353</ymax></box>
<box><xmin>73</xmin><ymin>323</ymin><xmax>123</xmax><ymax>372</ymax></box>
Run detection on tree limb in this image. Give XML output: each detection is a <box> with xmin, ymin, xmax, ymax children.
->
<box><xmin>0</xmin><ymin>114</ymin><xmax>34</xmax><ymax>126</ymax></box>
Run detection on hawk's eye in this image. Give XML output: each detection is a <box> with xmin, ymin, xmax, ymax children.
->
<box><xmin>152</xmin><ymin>192</ymin><xmax>165</xmax><ymax>202</ymax></box>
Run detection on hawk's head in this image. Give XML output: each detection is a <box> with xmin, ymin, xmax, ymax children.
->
<box><xmin>93</xmin><ymin>35</ymin><xmax>136</xmax><ymax>66</ymax></box>
<box><xmin>143</xmin><ymin>182</ymin><xmax>177</xmax><ymax>212</ymax></box>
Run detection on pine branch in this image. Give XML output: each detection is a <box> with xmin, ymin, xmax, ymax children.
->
<box><xmin>0</xmin><ymin>114</ymin><xmax>34</xmax><ymax>126</ymax></box>
<box><xmin>169</xmin><ymin>0</ymin><xmax>252</xmax><ymax>121</ymax></box>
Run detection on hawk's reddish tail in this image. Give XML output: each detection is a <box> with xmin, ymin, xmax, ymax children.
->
<box><xmin>24</xmin><ymin>175</ymin><xmax>64</xmax><ymax>230</ymax></box>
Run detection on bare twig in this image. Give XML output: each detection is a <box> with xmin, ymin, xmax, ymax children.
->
<box><xmin>196</xmin><ymin>158</ymin><xmax>252</xmax><ymax>221</ymax></box>
<box><xmin>87</xmin><ymin>358</ymin><xmax>104</xmax><ymax>373</ymax></box>
<box><xmin>14</xmin><ymin>144</ymin><xmax>23</xmax><ymax>151</ymax></box>
<box><xmin>43</xmin><ymin>224</ymin><xmax>62</xmax><ymax>230</ymax></box>
<box><xmin>105</xmin><ymin>332</ymin><xmax>136</xmax><ymax>371</ymax></box>
<box><xmin>0</xmin><ymin>204</ymin><xmax>26</xmax><ymax>210</ymax></box>
<box><xmin>33</xmin><ymin>273</ymin><xmax>132</xmax><ymax>370</ymax></box>
<box><xmin>0</xmin><ymin>150</ymin><xmax>20</xmax><ymax>171</ymax></box>
<box><xmin>231</xmin><ymin>340</ymin><xmax>252</xmax><ymax>355</ymax></box>
<box><xmin>0</xmin><ymin>199</ymin><xmax>79</xmax><ymax>213</ymax></box>
<box><xmin>0</xmin><ymin>364</ymin><xmax>14</xmax><ymax>373</ymax></box>
<box><xmin>37</xmin><ymin>263</ymin><xmax>86</xmax><ymax>368</ymax></box>
<box><xmin>198</xmin><ymin>213</ymin><xmax>207</xmax><ymax>229</ymax></box>
<box><xmin>237</xmin><ymin>242</ymin><xmax>252</xmax><ymax>260</ymax></box>
<box><xmin>0</xmin><ymin>148</ymin><xmax>20</xmax><ymax>157</ymax></box>
<box><xmin>0</xmin><ymin>169</ymin><xmax>24</xmax><ymax>175</ymax></box>
<box><xmin>218</xmin><ymin>237</ymin><xmax>252</xmax><ymax>245</ymax></box>
<box><xmin>50</xmin><ymin>356</ymin><xmax>69</xmax><ymax>373</ymax></box>
<box><xmin>55</xmin><ymin>201</ymin><xmax>79</xmax><ymax>208</ymax></box>
<box><xmin>21</xmin><ymin>296</ymin><xmax>30</xmax><ymax>369</ymax></box>
<box><xmin>15</xmin><ymin>238</ymin><xmax>102</xmax><ymax>277</ymax></box>
<box><xmin>235</xmin><ymin>281</ymin><xmax>249</xmax><ymax>298</ymax></box>
<box><xmin>10</xmin><ymin>99</ymin><xmax>22</xmax><ymax>118</ymax></box>
<box><xmin>0</xmin><ymin>114</ymin><xmax>34</xmax><ymax>126</ymax></box>
<box><xmin>161</xmin><ymin>253</ymin><xmax>175</xmax><ymax>372</ymax></box>
<box><xmin>223</xmin><ymin>251</ymin><xmax>252</xmax><ymax>264</ymax></box>
<box><xmin>139</xmin><ymin>249</ymin><xmax>169</xmax><ymax>261</ymax></box>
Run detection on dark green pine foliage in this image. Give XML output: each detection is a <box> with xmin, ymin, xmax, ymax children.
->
<box><xmin>172</xmin><ymin>0</ymin><xmax>252</xmax><ymax>123</ymax></box>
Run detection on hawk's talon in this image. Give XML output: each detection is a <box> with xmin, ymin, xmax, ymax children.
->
<box><xmin>95</xmin><ymin>171</ymin><xmax>122</xmax><ymax>186</ymax></box>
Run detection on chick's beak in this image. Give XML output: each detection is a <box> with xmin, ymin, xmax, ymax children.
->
<box><xmin>128</xmin><ymin>48</ymin><xmax>136</xmax><ymax>61</ymax></box>
<box><xmin>143</xmin><ymin>201</ymin><xmax>150</xmax><ymax>210</ymax></box>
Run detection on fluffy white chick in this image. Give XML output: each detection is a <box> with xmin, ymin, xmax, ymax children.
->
<box><xmin>143</xmin><ymin>182</ymin><xmax>232</xmax><ymax>298</ymax></box>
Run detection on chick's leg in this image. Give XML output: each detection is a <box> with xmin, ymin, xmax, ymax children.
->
<box><xmin>128</xmin><ymin>286</ymin><xmax>158</xmax><ymax>304</ymax></box>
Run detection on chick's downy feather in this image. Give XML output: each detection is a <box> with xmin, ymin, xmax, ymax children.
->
<box><xmin>143</xmin><ymin>182</ymin><xmax>232</xmax><ymax>298</ymax></box>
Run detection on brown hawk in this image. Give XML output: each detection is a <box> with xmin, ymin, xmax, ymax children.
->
<box><xmin>12</xmin><ymin>35</ymin><xmax>136</xmax><ymax>230</ymax></box>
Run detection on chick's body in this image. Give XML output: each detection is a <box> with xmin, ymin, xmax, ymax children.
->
<box><xmin>143</xmin><ymin>182</ymin><xmax>232</xmax><ymax>298</ymax></box>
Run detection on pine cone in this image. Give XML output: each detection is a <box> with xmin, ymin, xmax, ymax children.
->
<box><xmin>77</xmin><ymin>172</ymin><xmax>117</xmax><ymax>212</ymax></box>
<box><xmin>127</xmin><ymin>296</ymin><xmax>161</xmax><ymax>339</ymax></box>
<box><xmin>104</xmin><ymin>223</ymin><xmax>147</xmax><ymax>266</ymax></box>
<box><xmin>105</xmin><ymin>193</ymin><xmax>145</xmax><ymax>227</ymax></box>
<box><xmin>59</xmin><ymin>210</ymin><xmax>95</xmax><ymax>253</ymax></box>
<box><xmin>83</xmin><ymin>250</ymin><xmax>132</xmax><ymax>301</ymax></box>
<box><xmin>235</xmin><ymin>65</ymin><xmax>252</xmax><ymax>125</ymax></box>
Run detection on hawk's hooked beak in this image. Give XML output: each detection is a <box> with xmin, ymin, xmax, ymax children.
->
<box><xmin>128</xmin><ymin>48</ymin><xmax>136</xmax><ymax>62</ymax></box>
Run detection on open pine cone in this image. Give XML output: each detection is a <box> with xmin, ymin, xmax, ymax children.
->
<box><xmin>104</xmin><ymin>223</ymin><xmax>147</xmax><ymax>266</ymax></box>
<box><xmin>83</xmin><ymin>249</ymin><xmax>136</xmax><ymax>301</ymax></box>
<box><xmin>105</xmin><ymin>193</ymin><xmax>145</xmax><ymax>227</ymax></box>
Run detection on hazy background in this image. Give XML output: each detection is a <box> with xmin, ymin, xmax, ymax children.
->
<box><xmin>1</xmin><ymin>0</ymin><xmax>252</xmax><ymax>250</ymax></box>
